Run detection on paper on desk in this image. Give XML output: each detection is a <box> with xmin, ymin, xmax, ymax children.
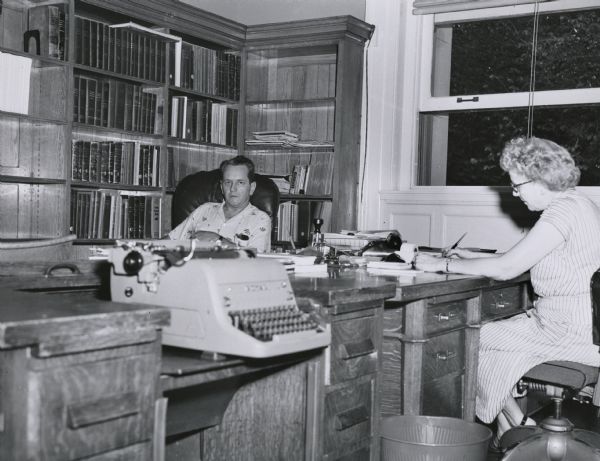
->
<box><xmin>367</xmin><ymin>261</ymin><xmax>411</xmax><ymax>270</ymax></box>
<box><xmin>366</xmin><ymin>261</ymin><xmax>424</xmax><ymax>276</ymax></box>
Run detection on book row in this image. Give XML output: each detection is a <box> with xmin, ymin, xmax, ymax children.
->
<box><xmin>276</xmin><ymin>201</ymin><xmax>332</xmax><ymax>244</ymax></box>
<box><xmin>170</xmin><ymin>96</ymin><xmax>238</xmax><ymax>147</ymax></box>
<box><xmin>265</xmin><ymin>155</ymin><xmax>334</xmax><ymax>196</ymax></box>
<box><xmin>75</xmin><ymin>16</ymin><xmax>167</xmax><ymax>83</ymax></box>
<box><xmin>72</xmin><ymin>141</ymin><xmax>161</xmax><ymax>187</ymax></box>
<box><xmin>73</xmin><ymin>75</ymin><xmax>159</xmax><ymax>133</ymax></box>
<box><xmin>70</xmin><ymin>189</ymin><xmax>162</xmax><ymax>240</ymax></box>
<box><xmin>171</xmin><ymin>42</ymin><xmax>241</xmax><ymax>100</ymax></box>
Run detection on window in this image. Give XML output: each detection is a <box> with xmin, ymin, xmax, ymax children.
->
<box><xmin>417</xmin><ymin>0</ymin><xmax>600</xmax><ymax>186</ymax></box>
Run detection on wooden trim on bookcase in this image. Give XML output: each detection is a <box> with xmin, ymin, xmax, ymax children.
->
<box><xmin>246</xmin><ymin>16</ymin><xmax>374</xmax><ymax>46</ymax></box>
<box><xmin>79</xmin><ymin>0</ymin><xmax>247</xmax><ymax>48</ymax></box>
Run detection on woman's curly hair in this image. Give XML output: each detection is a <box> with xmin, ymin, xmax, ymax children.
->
<box><xmin>499</xmin><ymin>136</ymin><xmax>580</xmax><ymax>191</ymax></box>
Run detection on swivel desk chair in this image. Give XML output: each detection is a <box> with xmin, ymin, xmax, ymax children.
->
<box><xmin>499</xmin><ymin>268</ymin><xmax>600</xmax><ymax>459</ymax></box>
<box><xmin>171</xmin><ymin>168</ymin><xmax>280</xmax><ymax>230</ymax></box>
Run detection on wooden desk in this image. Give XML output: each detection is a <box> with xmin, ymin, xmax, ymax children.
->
<box><xmin>162</xmin><ymin>271</ymin><xmax>397</xmax><ymax>461</ymax></box>
<box><xmin>0</xmin><ymin>289</ymin><xmax>169</xmax><ymax>461</ymax></box>
<box><xmin>369</xmin><ymin>270</ymin><xmax>531</xmax><ymax>421</ymax></box>
<box><xmin>0</xmin><ymin>260</ymin><xmax>530</xmax><ymax>460</ymax></box>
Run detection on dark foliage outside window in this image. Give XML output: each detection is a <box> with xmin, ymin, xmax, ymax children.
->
<box><xmin>424</xmin><ymin>9</ymin><xmax>600</xmax><ymax>186</ymax></box>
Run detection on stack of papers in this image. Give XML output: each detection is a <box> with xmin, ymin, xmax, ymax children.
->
<box><xmin>257</xmin><ymin>253</ymin><xmax>327</xmax><ymax>275</ymax></box>
<box><xmin>366</xmin><ymin>261</ymin><xmax>423</xmax><ymax>276</ymax></box>
<box><xmin>246</xmin><ymin>131</ymin><xmax>334</xmax><ymax>149</ymax></box>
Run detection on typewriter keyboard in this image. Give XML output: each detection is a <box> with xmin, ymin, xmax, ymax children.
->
<box><xmin>229</xmin><ymin>305</ymin><xmax>320</xmax><ymax>341</ymax></box>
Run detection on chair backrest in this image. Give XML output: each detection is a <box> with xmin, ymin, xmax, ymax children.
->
<box><xmin>591</xmin><ymin>268</ymin><xmax>600</xmax><ymax>346</ymax></box>
<box><xmin>171</xmin><ymin>169</ymin><xmax>280</xmax><ymax>229</ymax></box>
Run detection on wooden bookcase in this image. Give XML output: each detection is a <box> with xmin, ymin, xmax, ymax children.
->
<box><xmin>0</xmin><ymin>0</ymin><xmax>372</xmax><ymax>245</ymax></box>
<box><xmin>243</xmin><ymin>19</ymin><xmax>374</xmax><ymax>246</ymax></box>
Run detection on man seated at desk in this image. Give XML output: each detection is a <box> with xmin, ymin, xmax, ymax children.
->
<box><xmin>168</xmin><ymin>156</ymin><xmax>271</xmax><ymax>252</ymax></box>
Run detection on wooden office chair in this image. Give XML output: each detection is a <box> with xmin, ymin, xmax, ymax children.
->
<box><xmin>171</xmin><ymin>168</ymin><xmax>280</xmax><ymax>229</ymax></box>
<box><xmin>499</xmin><ymin>267</ymin><xmax>600</xmax><ymax>455</ymax></box>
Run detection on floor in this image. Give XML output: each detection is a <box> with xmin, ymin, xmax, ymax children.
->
<box><xmin>485</xmin><ymin>398</ymin><xmax>599</xmax><ymax>461</ymax></box>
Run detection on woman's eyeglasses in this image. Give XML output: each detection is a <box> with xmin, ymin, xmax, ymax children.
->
<box><xmin>511</xmin><ymin>180</ymin><xmax>533</xmax><ymax>194</ymax></box>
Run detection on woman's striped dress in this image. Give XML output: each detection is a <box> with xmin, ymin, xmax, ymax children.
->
<box><xmin>476</xmin><ymin>189</ymin><xmax>600</xmax><ymax>424</ymax></box>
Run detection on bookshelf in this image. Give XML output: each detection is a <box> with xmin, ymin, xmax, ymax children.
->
<box><xmin>243</xmin><ymin>18</ymin><xmax>374</xmax><ymax>246</ymax></box>
<box><xmin>0</xmin><ymin>1</ymin><xmax>372</xmax><ymax>247</ymax></box>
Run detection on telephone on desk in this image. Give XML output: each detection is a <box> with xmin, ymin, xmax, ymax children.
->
<box><xmin>108</xmin><ymin>240</ymin><xmax>330</xmax><ymax>358</ymax></box>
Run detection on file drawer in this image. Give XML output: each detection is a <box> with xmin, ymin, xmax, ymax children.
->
<box><xmin>481</xmin><ymin>285</ymin><xmax>524</xmax><ymax>321</ymax></box>
<box><xmin>31</xmin><ymin>348</ymin><xmax>157</xmax><ymax>461</ymax></box>
<box><xmin>324</xmin><ymin>379</ymin><xmax>373</xmax><ymax>458</ymax></box>
<box><xmin>330</xmin><ymin>313</ymin><xmax>378</xmax><ymax>384</ymax></box>
<box><xmin>422</xmin><ymin>329</ymin><xmax>465</xmax><ymax>382</ymax></box>
<box><xmin>425</xmin><ymin>300</ymin><xmax>468</xmax><ymax>335</ymax></box>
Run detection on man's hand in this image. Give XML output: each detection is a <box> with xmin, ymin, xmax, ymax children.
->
<box><xmin>189</xmin><ymin>230</ymin><xmax>236</xmax><ymax>248</ymax></box>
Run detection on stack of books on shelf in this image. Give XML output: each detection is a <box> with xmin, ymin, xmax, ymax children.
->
<box><xmin>172</xmin><ymin>43</ymin><xmax>240</xmax><ymax>100</ymax></box>
<box><xmin>70</xmin><ymin>189</ymin><xmax>161</xmax><ymax>240</ymax></box>
<box><xmin>73</xmin><ymin>76</ymin><xmax>159</xmax><ymax>133</ymax></box>
<box><xmin>71</xmin><ymin>141</ymin><xmax>160</xmax><ymax>187</ymax></box>
<box><xmin>0</xmin><ymin>52</ymin><xmax>32</xmax><ymax>114</ymax></box>
<box><xmin>277</xmin><ymin>202</ymin><xmax>299</xmax><ymax>242</ymax></box>
<box><xmin>74</xmin><ymin>18</ymin><xmax>169</xmax><ymax>82</ymax></box>
<box><xmin>170</xmin><ymin>96</ymin><xmax>237</xmax><ymax>146</ymax></box>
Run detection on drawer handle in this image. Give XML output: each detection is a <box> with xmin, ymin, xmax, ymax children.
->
<box><xmin>436</xmin><ymin>312</ymin><xmax>457</xmax><ymax>322</ymax></box>
<box><xmin>493</xmin><ymin>301</ymin><xmax>512</xmax><ymax>310</ymax></box>
<box><xmin>67</xmin><ymin>392</ymin><xmax>140</xmax><ymax>429</ymax></box>
<box><xmin>334</xmin><ymin>405</ymin><xmax>369</xmax><ymax>431</ymax></box>
<box><xmin>435</xmin><ymin>350</ymin><xmax>457</xmax><ymax>361</ymax></box>
<box><xmin>339</xmin><ymin>338</ymin><xmax>375</xmax><ymax>360</ymax></box>
<box><xmin>45</xmin><ymin>263</ymin><xmax>81</xmax><ymax>277</ymax></box>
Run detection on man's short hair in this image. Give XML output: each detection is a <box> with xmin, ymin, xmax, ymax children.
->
<box><xmin>219</xmin><ymin>156</ymin><xmax>256</xmax><ymax>182</ymax></box>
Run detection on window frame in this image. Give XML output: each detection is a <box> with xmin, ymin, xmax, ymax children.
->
<box><xmin>416</xmin><ymin>0</ymin><xmax>600</xmax><ymax>189</ymax></box>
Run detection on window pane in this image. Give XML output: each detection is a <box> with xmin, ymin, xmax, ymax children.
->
<box><xmin>418</xmin><ymin>106</ymin><xmax>600</xmax><ymax>186</ymax></box>
<box><xmin>433</xmin><ymin>9</ymin><xmax>600</xmax><ymax>97</ymax></box>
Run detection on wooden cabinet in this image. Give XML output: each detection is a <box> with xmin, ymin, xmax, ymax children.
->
<box><xmin>293</xmin><ymin>273</ymin><xmax>396</xmax><ymax>461</ymax></box>
<box><xmin>0</xmin><ymin>289</ymin><xmax>169</xmax><ymax>461</ymax></box>
<box><xmin>382</xmin><ymin>290</ymin><xmax>480</xmax><ymax>420</ymax></box>
<box><xmin>0</xmin><ymin>0</ymin><xmax>69</xmax><ymax>239</ymax></box>
<box><xmin>380</xmin><ymin>273</ymin><xmax>533</xmax><ymax>422</ymax></box>
<box><xmin>243</xmin><ymin>19</ymin><xmax>373</xmax><ymax>245</ymax></box>
<box><xmin>1</xmin><ymin>1</ymin><xmax>372</xmax><ymax>246</ymax></box>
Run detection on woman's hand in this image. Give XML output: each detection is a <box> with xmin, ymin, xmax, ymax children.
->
<box><xmin>414</xmin><ymin>253</ymin><xmax>446</xmax><ymax>273</ymax></box>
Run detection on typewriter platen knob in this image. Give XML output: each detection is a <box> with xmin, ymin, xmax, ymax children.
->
<box><xmin>123</xmin><ymin>250</ymin><xmax>144</xmax><ymax>275</ymax></box>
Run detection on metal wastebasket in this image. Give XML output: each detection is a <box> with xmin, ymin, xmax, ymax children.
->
<box><xmin>381</xmin><ymin>415</ymin><xmax>492</xmax><ymax>461</ymax></box>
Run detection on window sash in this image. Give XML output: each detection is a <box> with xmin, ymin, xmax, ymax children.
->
<box><xmin>419</xmin><ymin>0</ymin><xmax>600</xmax><ymax>112</ymax></box>
<box><xmin>413</xmin><ymin>0</ymin><xmax>549</xmax><ymax>15</ymax></box>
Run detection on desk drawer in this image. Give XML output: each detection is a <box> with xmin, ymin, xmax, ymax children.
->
<box><xmin>425</xmin><ymin>301</ymin><xmax>467</xmax><ymax>335</ymax></box>
<box><xmin>481</xmin><ymin>285</ymin><xmax>524</xmax><ymax>321</ymax></box>
<box><xmin>422</xmin><ymin>329</ymin><xmax>465</xmax><ymax>382</ymax></box>
<box><xmin>32</xmin><ymin>350</ymin><xmax>157</xmax><ymax>461</ymax></box>
<box><xmin>324</xmin><ymin>379</ymin><xmax>373</xmax><ymax>458</ymax></box>
<box><xmin>330</xmin><ymin>313</ymin><xmax>378</xmax><ymax>384</ymax></box>
<box><xmin>422</xmin><ymin>373</ymin><xmax>464</xmax><ymax>418</ymax></box>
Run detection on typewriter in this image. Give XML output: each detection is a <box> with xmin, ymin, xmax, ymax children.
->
<box><xmin>108</xmin><ymin>240</ymin><xmax>330</xmax><ymax>358</ymax></box>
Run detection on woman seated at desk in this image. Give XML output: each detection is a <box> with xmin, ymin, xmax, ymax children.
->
<box><xmin>415</xmin><ymin>136</ymin><xmax>600</xmax><ymax>445</ymax></box>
